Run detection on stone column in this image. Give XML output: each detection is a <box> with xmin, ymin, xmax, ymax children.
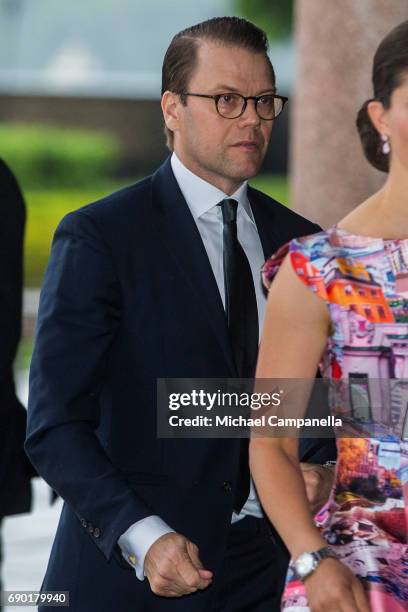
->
<box><xmin>291</xmin><ymin>0</ymin><xmax>408</xmax><ymax>228</ymax></box>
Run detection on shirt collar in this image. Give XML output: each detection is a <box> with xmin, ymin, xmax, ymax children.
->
<box><xmin>171</xmin><ymin>152</ymin><xmax>253</xmax><ymax>222</ymax></box>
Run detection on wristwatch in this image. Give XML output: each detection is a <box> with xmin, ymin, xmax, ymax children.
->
<box><xmin>293</xmin><ymin>546</ymin><xmax>338</xmax><ymax>581</ymax></box>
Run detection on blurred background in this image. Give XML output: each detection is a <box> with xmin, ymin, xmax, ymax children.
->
<box><xmin>1</xmin><ymin>0</ymin><xmax>406</xmax><ymax>608</ymax></box>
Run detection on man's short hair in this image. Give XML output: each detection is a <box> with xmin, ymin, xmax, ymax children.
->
<box><xmin>161</xmin><ymin>16</ymin><xmax>275</xmax><ymax>150</ymax></box>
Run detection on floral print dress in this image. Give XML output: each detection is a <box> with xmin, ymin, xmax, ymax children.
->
<box><xmin>262</xmin><ymin>226</ymin><xmax>408</xmax><ymax>611</ymax></box>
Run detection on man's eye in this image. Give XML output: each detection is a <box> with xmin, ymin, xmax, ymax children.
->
<box><xmin>221</xmin><ymin>94</ymin><xmax>234</xmax><ymax>103</ymax></box>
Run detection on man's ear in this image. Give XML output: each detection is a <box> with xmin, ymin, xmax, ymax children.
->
<box><xmin>161</xmin><ymin>91</ymin><xmax>181</xmax><ymax>133</ymax></box>
<box><xmin>367</xmin><ymin>99</ymin><xmax>389</xmax><ymax>139</ymax></box>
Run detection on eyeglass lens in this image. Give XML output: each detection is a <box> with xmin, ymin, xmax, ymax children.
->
<box><xmin>216</xmin><ymin>94</ymin><xmax>283</xmax><ymax>119</ymax></box>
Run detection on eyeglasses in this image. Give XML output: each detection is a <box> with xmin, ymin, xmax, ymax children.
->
<box><xmin>179</xmin><ymin>92</ymin><xmax>288</xmax><ymax>120</ymax></box>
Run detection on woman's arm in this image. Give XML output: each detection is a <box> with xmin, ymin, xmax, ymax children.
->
<box><xmin>251</xmin><ymin>254</ymin><xmax>329</xmax><ymax>557</ymax></box>
<box><xmin>251</xmin><ymin>255</ymin><xmax>370</xmax><ymax>612</ymax></box>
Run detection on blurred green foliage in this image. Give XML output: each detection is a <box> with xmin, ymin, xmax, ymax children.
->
<box><xmin>16</xmin><ymin>336</ymin><xmax>34</xmax><ymax>372</ymax></box>
<box><xmin>24</xmin><ymin>182</ymin><xmax>124</xmax><ymax>287</ymax></box>
<box><xmin>24</xmin><ymin>175</ymin><xmax>289</xmax><ymax>287</ymax></box>
<box><xmin>237</xmin><ymin>0</ymin><xmax>293</xmax><ymax>40</ymax></box>
<box><xmin>0</xmin><ymin>123</ymin><xmax>121</xmax><ymax>189</ymax></box>
<box><xmin>251</xmin><ymin>174</ymin><xmax>289</xmax><ymax>204</ymax></box>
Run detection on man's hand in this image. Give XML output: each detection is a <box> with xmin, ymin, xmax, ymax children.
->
<box><xmin>300</xmin><ymin>463</ymin><xmax>335</xmax><ymax>515</ymax></box>
<box><xmin>144</xmin><ymin>532</ymin><xmax>213</xmax><ymax>597</ymax></box>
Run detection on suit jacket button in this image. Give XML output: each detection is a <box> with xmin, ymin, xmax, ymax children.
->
<box><xmin>93</xmin><ymin>527</ymin><xmax>101</xmax><ymax>538</ymax></box>
<box><xmin>80</xmin><ymin>518</ymin><xmax>87</xmax><ymax>528</ymax></box>
<box><xmin>222</xmin><ymin>481</ymin><xmax>232</xmax><ymax>493</ymax></box>
<box><xmin>88</xmin><ymin>524</ymin><xmax>94</xmax><ymax>534</ymax></box>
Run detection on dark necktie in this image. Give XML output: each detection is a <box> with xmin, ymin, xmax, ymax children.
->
<box><xmin>219</xmin><ymin>198</ymin><xmax>259</xmax><ymax>513</ymax></box>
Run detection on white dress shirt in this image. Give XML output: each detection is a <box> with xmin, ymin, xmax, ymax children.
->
<box><xmin>118</xmin><ymin>152</ymin><xmax>267</xmax><ymax>580</ymax></box>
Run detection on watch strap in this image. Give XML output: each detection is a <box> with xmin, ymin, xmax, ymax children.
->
<box><xmin>314</xmin><ymin>545</ymin><xmax>338</xmax><ymax>562</ymax></box>
<box><xmin>294</xmin><ymin>546</ymin><xmax>338</xmax><ymax>582</ymax></box>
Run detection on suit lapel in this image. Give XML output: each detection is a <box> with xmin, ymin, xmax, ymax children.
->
<box><xmin>151</xmin><ymin>158</ymin><xmax>237</xmax><ymax>376</ymax></box>
<box><xmin>247</xmin><ymin>185</ymin><xmax>281</xmax><ymax>261</ymax></box>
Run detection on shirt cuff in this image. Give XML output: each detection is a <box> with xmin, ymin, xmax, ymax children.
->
<box><xmin>117</xmin><ymin>515</ymin><xmax>175</xmax><ymax>580</ymax></box>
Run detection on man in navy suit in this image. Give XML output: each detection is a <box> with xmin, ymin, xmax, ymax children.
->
<box><xmin>26</xmin><ymin>17</ymin><xmax>336</xmax><ymax>612</ymax></box>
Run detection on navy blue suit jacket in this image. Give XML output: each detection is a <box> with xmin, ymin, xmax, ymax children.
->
<box><xmin>26</xmin><ymin>158</ymin><xmax>336</xmax><ymax>611</ymax></box>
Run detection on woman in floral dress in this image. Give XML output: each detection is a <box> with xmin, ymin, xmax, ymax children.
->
<box><xmin>250</xmin><ymin>21</ymin><xmax>408</xmax><ymax>612</ymax></box>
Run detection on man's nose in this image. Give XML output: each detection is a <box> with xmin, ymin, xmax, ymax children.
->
<box><xmin>238</xmin><ymin>99</ymin><xmax>261</xmax><ymax>126</ymax></box>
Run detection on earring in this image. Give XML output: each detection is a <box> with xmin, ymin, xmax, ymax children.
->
<box><xmin>381</xmin><ymin>134</ymin><xmax>390</xmax><ymax>155</ymax></box>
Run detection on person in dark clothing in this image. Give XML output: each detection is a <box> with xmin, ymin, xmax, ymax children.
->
<box><xmin>0</xmin><ymin>159</ymin><xmax>35</xmax><ymax>609</ymax></box>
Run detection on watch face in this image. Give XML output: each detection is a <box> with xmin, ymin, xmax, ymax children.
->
<box><xmin>295</xmin><ymin>553</ymin><xmax>316</xmax><ymax>577</ymax></box>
